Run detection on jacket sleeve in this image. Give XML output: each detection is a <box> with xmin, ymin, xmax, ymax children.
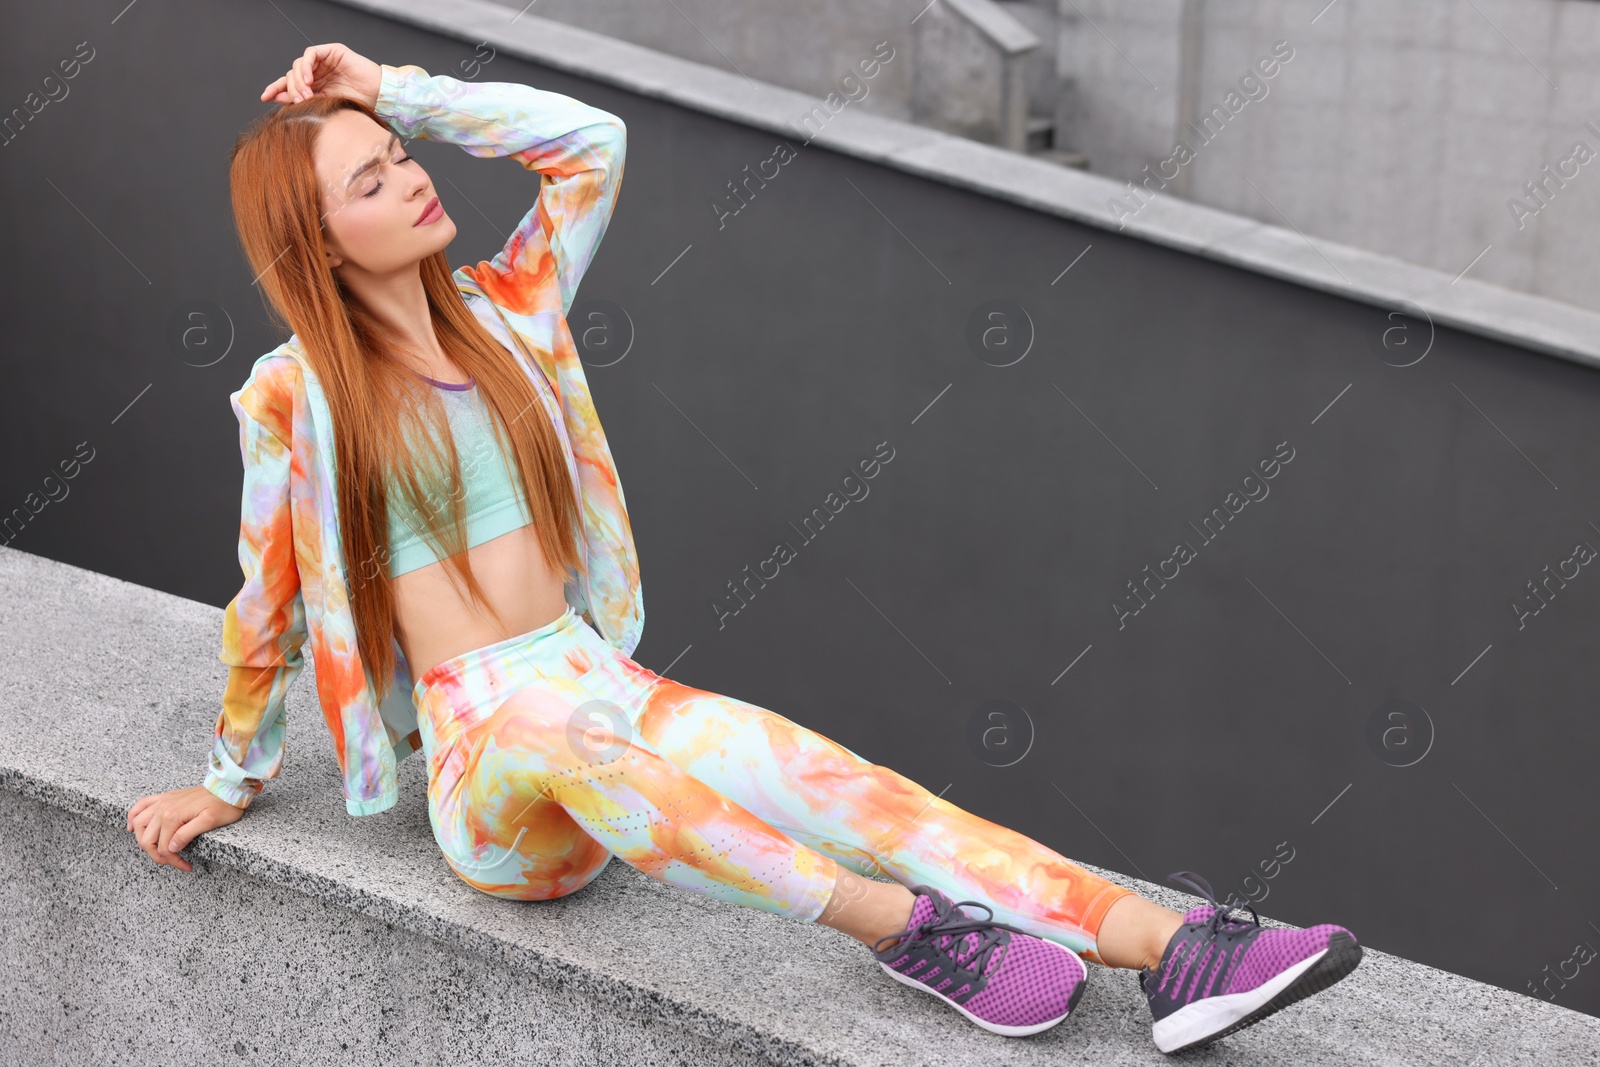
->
<box><xmin>204</xmin><ymin>367</ymin><xmax>308</xmax><ymax>809</ymax></box>
<box><xmin>374</xmin><ymin>63</ymin><xmax>627</xmax><ymax>318</ymax></box>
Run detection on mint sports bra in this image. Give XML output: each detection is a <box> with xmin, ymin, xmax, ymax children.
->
<box><xmin>383</xmin><ymin>372</ymin><xmax>534</xmax><ymax>578</ymax></box>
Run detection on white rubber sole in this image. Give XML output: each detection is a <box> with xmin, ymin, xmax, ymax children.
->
<box><xmin>1150</xmin><ymin>948</ymin><xmax>1325</xmax><ymax>1053</ymax></box>
<box><xmin>877</xmin><ymin>940</ymin><xmax>1087</xmax><ymax>1038</ymax></box>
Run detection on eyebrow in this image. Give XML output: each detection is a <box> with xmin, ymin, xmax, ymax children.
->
<box><xmin>343</xmin><ymin>131</ymin><xmax>402</xmax><ymax>191</ymax></box>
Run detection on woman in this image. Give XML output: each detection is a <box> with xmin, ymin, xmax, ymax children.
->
<box><xmin>125</xmin><ymin>42</ymin><xmax>1361</xmax><ymax>1053</ymax></box>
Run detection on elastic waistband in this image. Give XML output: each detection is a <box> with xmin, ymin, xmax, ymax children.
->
<box><xmin>412</xmin><ymin>604</ymin><xmax>579</xmax><ymax>708</ymax></box>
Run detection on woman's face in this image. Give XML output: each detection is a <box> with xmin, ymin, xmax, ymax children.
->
<box><xmin>313</xmin><ymin>110</ymin><xmax>456</xmax><ymax>276</ymax></box>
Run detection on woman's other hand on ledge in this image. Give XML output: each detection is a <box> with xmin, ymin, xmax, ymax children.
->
<box><xmin>126</xmin><ymin>786</ymin><xmax>245</xmax><ymax>874</ymax></box>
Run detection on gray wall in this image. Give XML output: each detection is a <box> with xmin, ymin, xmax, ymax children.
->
<box><xmin>478</xmin><ymin>0</ymin><xmax>1038</xmax><ymax>147</ymax></box>
<box><xmin>2</xmin><ymin>0</ymin><xmax>1597</xmax><ymax>1020</ymax></box>
<box><xmin>1055</xmin><ymin>0</ymin><xmax>1600</xmax><ymax>314</ymax></box>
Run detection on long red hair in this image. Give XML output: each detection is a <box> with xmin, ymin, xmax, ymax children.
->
<box><xmin>226</xmin><ymin>93</ymin><xmax>584</xmax><ymax>702</ymax></box>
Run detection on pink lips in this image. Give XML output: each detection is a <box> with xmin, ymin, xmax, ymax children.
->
<box><xmin>414</xmin><ymin>196</ymin><xmax>443</xmax><ymax>226</ymax></box>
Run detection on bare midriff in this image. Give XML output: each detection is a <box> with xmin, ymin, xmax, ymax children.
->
<box><xmin>392</xmin><ymin>520</ymin><xmax>567</xmax><ymax>682</ymax></box>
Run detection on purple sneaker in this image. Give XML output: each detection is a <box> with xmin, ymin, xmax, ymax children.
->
<box><xmin>871</xmin><ymin>884</ymin><xmax>1088</xmax><ymax>1037</ymax></box>
<box><xmin>1139</xmin><ymin>871</ymin><xmax>1363</xmax><ymax>1054</ymax></box>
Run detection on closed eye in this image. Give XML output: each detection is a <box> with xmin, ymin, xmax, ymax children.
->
<box><xmin>362</xmin><ymin>154</ymin><xmax>415</xmax><ymax>198</ymax></box>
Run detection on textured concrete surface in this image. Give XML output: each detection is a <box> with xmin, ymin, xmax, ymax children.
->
<box><xmin>0</xmin><ymin>790</ymin><xmax>777</xmax><ymax>1067</ymax></box>
<box><xmin>326</xmin><ymin>0</ymin><xmax>1600</xmax><ymax>372</ymax></box>
<box><xmin>3</xmin><ymin>547</ymin><xmax>1598</xmax><ymax>1064</ymax></box>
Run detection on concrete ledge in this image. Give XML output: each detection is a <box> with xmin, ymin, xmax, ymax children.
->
<box><xmin>0</xmin><ymin>789</ymin><xmax>777</xmax><ymax>1066</ymax></box>
<box><xmin>3</xmin><ymin>544</ymin><xmax>1598</xmax><ymax>1063</ymax></box>
<box><xmin>325</xmin><ymin>0</ymin><xmax>1600</xmax><ymax>374</ymax></box>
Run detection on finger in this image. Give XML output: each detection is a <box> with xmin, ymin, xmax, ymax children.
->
<box><xmin>303</xmin><ymin>43</ymin><xmax>340</xmax><ymax>98</ymax></box>
<box><xmin>158</xmin><ymin>815</ymin><xmax>178</xmax><ymax>856</ymax></box>
<box><xmin>150</xmin><ymin>816</ymin><xmax>185</xmax><ymax>873</ymax></box>
<box><xmin>140</xmin><ymin>815</ymin><xmax>171</xmax><ymax>866</ymax></box>
<box><xmin>297</xmin><ymin>49</ymin><xmax>322</xmax><ymax>99</ymax></box>
<box><xmin>166</xmin><ymin>809</ymin><xmax>211</xmax><ymax>857</ymax></box>
<box><xmin>286</xmin><ymin>65</ymin><xmax>303</xmax><ymax>103</ymax></box>
<box><xmin>261</xmin><ymin>74</ymin><xmax>288</xmax><ymax>102</ymax></box>
<box><xmin>302</xmin><ymin>46</ymin><xmax>322</xmax><ymax>94</ymax></box>
<box><xmin>137</xmin><ymin>831</ymin><xmax>161</xmax><ymax>867</ymax></box>
<box><xmin>289</xmin><ymin>53</ymin><xmax>312</xmax><ymax>101</ymax></box>
<box><xmin>138</xmin><ymin>815</ymin><xmax>160</xmax><ymax>855</ymax></box>
<box><xmin>162</xmin><ymin>818</ymin><xmax>196</xmax><ymax>874</ymax></box>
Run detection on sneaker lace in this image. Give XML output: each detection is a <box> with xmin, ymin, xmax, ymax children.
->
<box><xmin>875</xmin><ymin>892</ymin><xmax>1032</xmax><ymax>976</ymax></box>
<box><xmin>1168</xmin><ymin>870</ymin><xmax>1261</xmax><ymax>935</ymax></box>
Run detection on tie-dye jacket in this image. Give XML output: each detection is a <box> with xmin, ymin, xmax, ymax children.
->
<box><xmin>203</xmin><ymin>64</ymin><xmax>644</xmax><ymax>816</ymax></box>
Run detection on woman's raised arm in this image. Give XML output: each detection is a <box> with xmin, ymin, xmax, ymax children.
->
<box><xmin>259</xmin><ymin>43</ymin><xmax>627</xmax><ymax>317</ymax></box>
<box><xmin>374</xmin><ymin>62</ymin><xmax>628</xmax><ymax>318</ymax></box>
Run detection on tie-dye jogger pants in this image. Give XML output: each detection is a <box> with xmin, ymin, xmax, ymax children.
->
<box><xmin>411</xmin><ymin>605</ymin><xmax>1137</xmax><ymax>965</ymax></box>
